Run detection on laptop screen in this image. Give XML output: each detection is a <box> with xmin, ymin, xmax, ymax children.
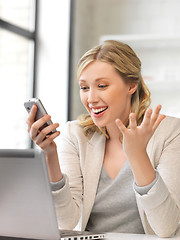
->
<box><xmin>0</xmin><ymin>149</ymin><xmax>60</xmax><ymax>240</ymax></box>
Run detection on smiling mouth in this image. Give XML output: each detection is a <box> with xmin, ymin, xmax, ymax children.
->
<box><xmin>91</xmin><ymin>107</ymin><xmax>108</xmax><ymax>115</ymax></box>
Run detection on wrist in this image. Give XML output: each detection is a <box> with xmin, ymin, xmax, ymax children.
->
<box><xmin>45</xmin><ymin>150</ymin><xmax>63</xmax><ymax>182</ymax></box>
<box><xmin>128</xmin><ymin>151</ymin><xmax>156</xmax><ymax>187</ymax></box>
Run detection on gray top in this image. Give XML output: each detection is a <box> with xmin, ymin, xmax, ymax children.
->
<box><xmin>51</xmin><ymin>163</ymin><xmax>159</xmax><ymax>233</ymax></box>
<box><xmin>86</xmin><ymin>161</ymin><xmax>145</xmax><ymax>233</ymax></box>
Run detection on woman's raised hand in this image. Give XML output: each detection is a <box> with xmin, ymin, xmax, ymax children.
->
<box><xmin>115</xmin><ymin>105</ymin><xmax>166</xmax><ymax>159</ymax></box>
<box><xmin>26</xmin><ymin>104</ymin><xmax>60</xmax><ymax>154</ymax></box>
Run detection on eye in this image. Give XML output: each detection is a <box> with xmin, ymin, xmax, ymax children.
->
<box><xmin>98</xmin><ymin>84</ymin><xmax>108</xmax><ymax>89</ymax></box>
<box><xmin>80</xmin><ymin>86</ymin><xmax>89</xmax><ymax>91</ymax></box>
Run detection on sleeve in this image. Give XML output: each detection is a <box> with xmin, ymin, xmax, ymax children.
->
<box><xmin>135</xmin><ymin>122</ymin><xmax>180</xmax><ymax>238</ymax></box>
<box><xmin>51</xmin><ymin>122</ymin><xmax>83</xmax><ymax>230</ymax></box>
<box><xmin>50</xmin><ymin>174</ymin><xmax>65</xmax><ymax>191</ymax></box>
<box><xmin>134</xmin><ymin>171</ymin><xmax>159</xmax><ymax>195</ymax></box>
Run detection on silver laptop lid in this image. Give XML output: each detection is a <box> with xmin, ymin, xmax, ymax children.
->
<box><xmin>0</xmin><ymin>149</ymin><xmax>60</xmax><ymax>240</ymax></box>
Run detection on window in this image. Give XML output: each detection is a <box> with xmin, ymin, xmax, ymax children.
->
<box><xmin>0</xmin><ymin>0</ymin><xmax>37</xmax><ymax>148</ymax></box>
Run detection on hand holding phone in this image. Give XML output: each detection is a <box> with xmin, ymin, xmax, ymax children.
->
<box><xmin>24</xmin><ymin>98</ymin><xmax>57</xmax><ymax>135</ymax></box>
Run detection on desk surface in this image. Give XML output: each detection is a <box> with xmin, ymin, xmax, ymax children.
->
<box><xmin>0</xmin><ymin>232</ymin><xmax>180</xmax><ymax>240</ymax></box>
<box><xmin>106</xmin><ymin>232</ymin><xmax>180</xmax><ymax>240</ymax></box>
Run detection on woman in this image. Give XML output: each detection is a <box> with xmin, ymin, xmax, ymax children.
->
<box><xmin>27</xmin><ymin>40</ymin><xmax>180</xmax><ymax>237</ymax></box>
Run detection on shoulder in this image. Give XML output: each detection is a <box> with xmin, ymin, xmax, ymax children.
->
<box><xmin>154</xmin><ymin>115</ymin><xmax>180</xmax><ymax>141</ymax></box>
<box><xmin>159</xmin><ymin>115</ymin><xmax>180</xmax><ymax>129</ymax></box>
<box><xmin>153</xmin><ymin>116</ymin><xmax>180</xmax><ymax>147</ymax></box>
<box><xmin>58</xmin><ymin>120</ymin><xmax>105</xmax><ymax>160</ymax></box>
<box><xmin>60</xmin><ymin>120</ymin><xmax>86</xmax><ymax>142</ymax></box>
<box><xmin>148</xmin><ymin>116</ymin><xmax>180</xmax><ymax>167</ymax></box>
<box><xmin>63</xmin><ymin>120</ymin><xmax>84</xmax><ymax>134</ymax></box>
<box><xmin>60</xmin><ymin>120</ymin><xmax>100</xmax><ymax>144</ymax></box>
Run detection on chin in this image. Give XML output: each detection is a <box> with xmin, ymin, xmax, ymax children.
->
<box><xmin>92</xmin><ymin>120</ymin><xmax>106</xmax><ymax>128</ymax></box>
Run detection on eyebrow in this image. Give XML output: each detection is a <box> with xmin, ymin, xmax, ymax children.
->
<box><xmin>79</xmin><ymin>78</ymin><xmax>109</xmax><ymax>83</ymax></box>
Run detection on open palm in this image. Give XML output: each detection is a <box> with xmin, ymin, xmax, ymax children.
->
<box><xmin>115</xmin><ymin>105</ymin><xmax>166</xmax><ymax>159</ymax></box>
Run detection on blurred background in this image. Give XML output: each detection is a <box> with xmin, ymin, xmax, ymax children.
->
<box><xmin>1</xmin><ymin>0</ymin><xmax>180</xmax><ymax>149</ymax></box>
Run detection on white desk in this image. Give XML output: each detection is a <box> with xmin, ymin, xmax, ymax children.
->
<box><xmin>105</xmin><ymin>231</ymin><xmax>180</xmax><ymax>240</ymax></box>
<box><xmin>0</xmin><ymin>230</ymin><xmax>180</xmax><ymax>240</ymax></box>
<box><xmin>0</xmin><ymin>233</ymin><xmax>180</xmax><ymax>240</ymax></box>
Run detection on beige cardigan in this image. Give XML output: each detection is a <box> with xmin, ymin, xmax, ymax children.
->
<box><xmin>52</xmin><ymin>116</ymin><xmax>180</xmax><ymax>237</ymax></box>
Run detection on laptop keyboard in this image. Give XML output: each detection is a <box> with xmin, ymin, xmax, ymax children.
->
<box><xmin>60</xmin><ymin>229</ymin><xmax>105</xmax><ymax>240</ymax></box>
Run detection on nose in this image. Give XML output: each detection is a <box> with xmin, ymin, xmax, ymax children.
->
<box><xmin>87</xmin><ymin>88</ymin><xmax>99</xmax><ymax>104</ymax></box>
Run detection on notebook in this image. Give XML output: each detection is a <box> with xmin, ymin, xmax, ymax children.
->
<box><xmin>0</xmin><ymin>149</ymin><xmax>105</xmax><ymax>240</ymax></box>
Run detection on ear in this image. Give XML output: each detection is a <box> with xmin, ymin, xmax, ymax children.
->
<box><xmin>128</xmin><ymin>83</ymin><xmax>137</xmax><ymax>95</ymax></box>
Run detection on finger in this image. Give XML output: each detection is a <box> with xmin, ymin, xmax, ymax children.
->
<box><xmin>38</xmin><ymin>131</ymin><xmax>60</xmax><ymax>149</ymax></box>
<box><xmin>36</xmin><ymin>123</ymin><xmax>59</xmax><ymax>145</ymax></box>
<box><xmin>141</xmin><ymin>108</ymin><xmax>152</xmax><ymax>126</ymax></box>
<box><xmin>129</xmin><ymin>113</ymin><xmax>137</xmax><ymax>130</ymax></box>
<box><xmin>30</xmin><ymin>114</ymin><xmax>51</xmax><ymax>140</ymax></box>
<box><xmin>115</xmin><ymin>119</ymin><xmax>127</xmax><ymax>134</ymax></box>
<box><xmin>151</xmin><ymin>105</ymin><xmax>162</xmax><ymax>125</ymax></box>
<box><xmin>26</xmin><ymin>105</ymin><xmax>37</xmax><ymax>132</ymax></box>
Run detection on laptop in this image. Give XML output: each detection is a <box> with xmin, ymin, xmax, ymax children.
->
<box><xmin>0</xmin><ymin>149</ymin><xmax>106</xmax><ymax>240</ymax></box>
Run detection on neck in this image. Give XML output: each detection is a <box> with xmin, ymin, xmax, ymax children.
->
<box><xmin>105</xmin><ymin>114</ymin><xmax>129</xmax><ymax>141</ymax></box>
<box><xmin>106</xmin><ymin>122</ymin><xmax>122</xmax><ymax>141</ymax></box>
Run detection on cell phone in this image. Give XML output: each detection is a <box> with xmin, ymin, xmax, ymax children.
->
<box><xmin>24</xmin><ymin>98</ymin><xmax>57</xmax><ymax>134</ymax></box>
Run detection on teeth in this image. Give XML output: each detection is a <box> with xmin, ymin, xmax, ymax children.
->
<box><xmin>92</xmin><ymin>107</ymin><xmax>107</xmax><ymax>114</ymax></box>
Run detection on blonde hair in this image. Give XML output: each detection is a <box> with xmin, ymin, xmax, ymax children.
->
<box><xmin>77</xmin><ymin>40</ymin><xmax>151</xmax><ymax>138</ymax></box>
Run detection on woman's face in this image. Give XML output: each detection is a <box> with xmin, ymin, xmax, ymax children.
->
<box><xmin>79</xmin><ymin>60</ymin><xmax>137</xmax><ymax>128</ymax></box>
